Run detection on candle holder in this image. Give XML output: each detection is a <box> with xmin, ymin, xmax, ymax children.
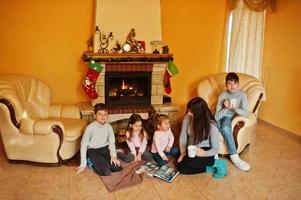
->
<box><xmin>96</xmin><ymin>27</ymin><xmax>114</xmax><ymax>54</ymax></box>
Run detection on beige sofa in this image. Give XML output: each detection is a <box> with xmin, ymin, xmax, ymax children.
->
<box><xmin>197</xmin><ymin>73</ymin><xmax>264</xmax><ymax>154</ymax></box>
<box><xmin>0</xmin><ymin>74</ymin><xmax>88</xmax><ymax>164</ymax></box>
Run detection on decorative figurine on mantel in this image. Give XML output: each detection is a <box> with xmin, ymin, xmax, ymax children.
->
<box><xmin>122</xmin><ymin>28</ymin><xmax>140</xmax><ymax>53</ymax></box>
<box><xmin>111</xmin><ymin>40</ymin><xmax>122</xmax><ymax>53</ymax></box>
<box><xmin>94</xmin><ymin>26</ymin><xmax>114</xmax><ymax>54</ymax></box>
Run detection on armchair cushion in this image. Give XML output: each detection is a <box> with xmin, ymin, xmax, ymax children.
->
<box><xmin>48</xmin><ymin>104</ymin><xmax>81</xmax><ymax>119</ymax></box>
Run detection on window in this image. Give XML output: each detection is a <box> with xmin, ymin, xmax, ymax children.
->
<box><xmin>225</xmin><ymin>0</ymin><xmax>266</xmax><ymax>80</ymax></box>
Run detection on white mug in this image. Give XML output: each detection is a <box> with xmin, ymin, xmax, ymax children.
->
<box><xmin>229</xmin><ymin>98</ymin><xmax>238</xmax><ymax>108</ymax></box>
<box><xmin>188</xmin><ymin>145</ymin><xmax>197</xmax><ymax>158</ymax></box>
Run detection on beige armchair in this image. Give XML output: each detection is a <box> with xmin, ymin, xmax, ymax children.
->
<box><xmin>0</xmin><ymin>74</ymin><xmax>88</xmax><ymax>164</ymax></box>
<box><xmin>197</xmin><ymin>73</ymin><xmax>264</xmax><ymax>154</ymax></box>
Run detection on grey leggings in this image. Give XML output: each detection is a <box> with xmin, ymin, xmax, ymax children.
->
<box><xmin>117</xmin><ymin>150</ymin><xmax>153</xmax><ymax>163</ymax></box>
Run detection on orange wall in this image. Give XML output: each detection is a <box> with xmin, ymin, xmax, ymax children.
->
<box><xmin>0</xmin><ymin>0</ymin><xmax>94</xmax><ymax>104</ymax></box>
<box><xmin>1</xmin><ymin>1</ymin><xmax>298</xmax><ymax>135</ymax></box>
<box><xmin>161</xmin><ymin>0</ymin><xmax>227</xmax><ymax>112</ymax></box>
<box><xmin>260</xmin><ymin>0</ymin><xmax>301</xmax><ymax>135</ymax></box>
<box><xmin>0</xmin><ymin>0</ymin><xmax>227</xmax><ymax>109</ymax></box>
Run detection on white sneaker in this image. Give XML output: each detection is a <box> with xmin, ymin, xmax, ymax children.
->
<box><xmin>230</xmin><ymin>154</ymin><xmax>250</xmax><ymax>171</ymax></box>
<box><xmin>214</xmin><ymin>154</ymin><xmax>219</xmax><ymax>159</ymax></box>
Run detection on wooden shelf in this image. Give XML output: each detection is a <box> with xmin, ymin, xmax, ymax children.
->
<box><xmin>82</xmin><ymin>51</ymin><xmax>173</xmax><ymax>63</ymax></box>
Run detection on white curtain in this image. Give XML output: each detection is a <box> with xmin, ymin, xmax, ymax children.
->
<box><xmin>226</xmin><ymin>0</ymin><xmax>266</xmax><ymax>80</ymax></box>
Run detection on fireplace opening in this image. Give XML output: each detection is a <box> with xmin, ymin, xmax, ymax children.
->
<box><xmin>105</xmin><ymin>71</ymin><xmax>151</xmax><ymax>107</ymax></box>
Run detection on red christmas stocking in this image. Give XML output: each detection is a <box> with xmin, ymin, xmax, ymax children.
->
<box><xmin>83</xmin><ymin>68</ymin><xmax>99</xmax><ymax>99</ymax></box>
<box><xmin>163</xmin><ymin>70</ymin><xmax>172</xmax><ymax>94</ymax></box>
<box><xmin>83</xmin><ymin>61</ymin><xmax>103</xmax><ymax>99</ymax></box>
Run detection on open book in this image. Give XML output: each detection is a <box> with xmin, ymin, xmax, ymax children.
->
<box><xmin>136</xmin><ymin>162</ymin><xmax>179</xmax><ymax>183</ymax></box>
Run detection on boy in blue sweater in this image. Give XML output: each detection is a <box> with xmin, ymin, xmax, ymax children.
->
<box><xmin>215</xmin><ymin>72</ymin><xmax>250</xmax><ymax>171</ymax></box>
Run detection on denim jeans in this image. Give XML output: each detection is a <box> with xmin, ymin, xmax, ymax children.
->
<box><xmin>152</xmin><ymin>147</ymin><xmax>179</xmax><ymax>167</ymax></box>
<box><xmin>218</xmin><ymin>116</ymin><xmax>237</xmax><ymax>155</ymax></box>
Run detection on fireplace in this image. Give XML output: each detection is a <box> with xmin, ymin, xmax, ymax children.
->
<box><xmin>82</xmin><ymin>53</ymin><xmax>173</xmax><ymax>113</ymax></box>
<box><xmin>79</xmin><ymin>53</ymin><xmax>179</xmax><ymax>131</ymax></box>
<box><xmin>105</xmin><ymin>71</ymin><xmax>151</xmax><ymax>107</ymax></box>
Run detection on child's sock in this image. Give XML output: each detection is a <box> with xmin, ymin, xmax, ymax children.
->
<box><xmin>87</xmin><ymin>158</ymin><xmax>94</xmax><ymax>170</ymax></box>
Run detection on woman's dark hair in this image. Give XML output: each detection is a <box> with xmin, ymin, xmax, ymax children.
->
<box><xmin>187</xmin><ymin>97</ymin><xmax>215</xmax><ymax>144</ymax></box>
<box><xmin>226</xmin><ymin>72</ymin><xmax>239</xmax><ymax>83</ymax></box>
<box><xmin>126</xmin><ymin>113</ymin><xmax>145</xmax><ymax>142</ymax></box>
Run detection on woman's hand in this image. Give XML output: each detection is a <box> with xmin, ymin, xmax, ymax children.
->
<box><xmin>111</xmin><ymin>157</ymin><xmax>121</xmax><ymax>166</ymax></box>
<box><xmin>196</xmin><ymin>147</ymin><xmax>205</xmax><ymax>157</ymax></box>
<box><xmin>75</xmin><ymin>166</ymin><xmax>85</xmax><ymax>174</ymax></box>
<box><xmin>177</xmin><ymin>152</ymin><xmax>186</xmax><ymax>163</ymax></box>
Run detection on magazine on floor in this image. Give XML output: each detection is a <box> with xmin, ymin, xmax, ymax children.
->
<box><xmin>153</xmin><ymin>164</ymin><xmax>179</xmax><ymax>183</ymax></box>
<box><xmin>136</xmin><ymin>162</ymin><xmax>160</xmax><ymax>177</ymax></box>
<box><xmin>136</xmin><ymin>162</ymin><xmax>179</xmax><ymax>183</ymax></box>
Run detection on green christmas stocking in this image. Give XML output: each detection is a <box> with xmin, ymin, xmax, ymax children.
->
<box><xmin>163</xmin><ymin>61</ymin><xmax>179</xmax><ymax>94</ymax></box>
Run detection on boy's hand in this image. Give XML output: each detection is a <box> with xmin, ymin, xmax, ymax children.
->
<box><xmin>223</xmin><ymin>99</ymin><xmax>230</xmax><ymax>109</ymax></box>
<box><xmin>177</xmin><ymin>152</ymin><xmax>186</xmax><ymax>163</ymax></box>
<box><xmin>164</xmin><ymin>146</ymin><xmax>171</xmax><ymax>153</ymax></box>
<box><xmin>111</xmin><ymin>157</ymin><xmax>121</xmax><ymax>166</ymax></box>
<box><xmin>75</xmin><ymin>166</ymin><xmax>85</xmax><ymax>174</ymax></box>
<box><xmin>136</xmin><ymin>152</ymin><xmax>142</xmax><ymax>161</ymax></box>
<box><xmin>196</xmin><ymin>147</ymin><xmax>205</xmax><ymax>157</ymax></box>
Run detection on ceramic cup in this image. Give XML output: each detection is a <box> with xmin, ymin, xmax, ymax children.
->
<box><xmin>188</xmin><ymin>145</ymin><xmax>197</xmax><ymax>158</ymax></box>
<box><xmin>229</xmin><ymin>98</ymin><xmax>238</xmax><ymax>108</ymax></box>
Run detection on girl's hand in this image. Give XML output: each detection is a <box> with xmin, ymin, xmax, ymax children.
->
<box><xmin>164</xmin><ymin>146</ymin><xmax>171</xmax><ymax>153</ymax></box>
<box><xmin>136</xmin><ymin>152</ymin><xmax>142</xmax><ymax>161</ymax></box>
<box><xmin>196</xmin><ymin>147</ymin><xmax>205</xmax><ymax>157</ymax></box>
<box><xmin>162</xmin><ymin>155</ymin><xmax>169</xmax><ymax>161</ymax></box>
<box><xmin>177</xmin><ymin>152</ymin><xmax>186</xmax><ymax>163</ymax></box>
<box><xmin>111</xmin><ymin>157</ymin><xmax>121</xmax><ymax>166</ymax></box>
<box><xmin>224</xmin><ymin>99</ymin><xmax>230</xmax><ymax>109</ymax></box>
<box><xmin>75</xmin><ymin>166</ymin><xmax>85</xmax><ymax>174</ymax></box>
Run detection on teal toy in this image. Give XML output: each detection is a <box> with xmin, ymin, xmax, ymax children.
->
<box><xmin>206</xmin><ymin>159</ymin><xmax>227</xmax><ymax>179</ymax></box>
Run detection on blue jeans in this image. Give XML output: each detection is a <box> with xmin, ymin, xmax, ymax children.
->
<box><xmin>152</xmin><ymin>147</ymin><xmax>179</xmax><ymax>167</ymax></box>
<box><xmin>218</xmin><ymin>116</ymin><xmax>237</xmax><ymax>155</ymax></box>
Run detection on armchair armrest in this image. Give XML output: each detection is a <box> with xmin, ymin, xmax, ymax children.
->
<box><xmin>20</xmin><ymin>118</ymin><xmax>64</xmax><ymax>135</ymax></box>
<box><xmin>231</xmin><ymin>113</ymin><xmax>256</xmax><ymax>129</ymax></box>
<box><xmin>48</xmin><ymin>104</ymin><xmax>81</xmax><ymax>119</ymax></box>
<box><xmin>231</xmin><ymin>113</ymin><xmax>257</xmax><ymax>147</ymax></box>
<box><xmin>33</xmin><ymin>119</ymin><xmax>64</xmax><ymax>135</ymax></box>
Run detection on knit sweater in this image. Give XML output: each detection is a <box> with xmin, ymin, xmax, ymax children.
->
<box><xmin>215</xmin><ymin>89</ymin><xmax>248</xmax><ymax>121</ymax></box>
<box><xmin>126</xmin><ymin>131</ymin><xmax>147</xmax><ymax>155</ymax></box>
<box><xmin>179</xmin><ymin>114</ymin><xmax>219</xmax><ymax>157</ymax></box>
<box><xmin>79</xmin><ymin>121</ymin><xmax>116</xmax><ymax>168</ymax></box>
<box><xmin>151</xmin><ymin>129</ymin><xmax>174</xmax><ymax>158</ymax></box>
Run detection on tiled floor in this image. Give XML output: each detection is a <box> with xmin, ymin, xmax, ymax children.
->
<box><xmin>0</xmin><ymin>120</ymin><xmax>300</xmax><ymax>200</ymax></box>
